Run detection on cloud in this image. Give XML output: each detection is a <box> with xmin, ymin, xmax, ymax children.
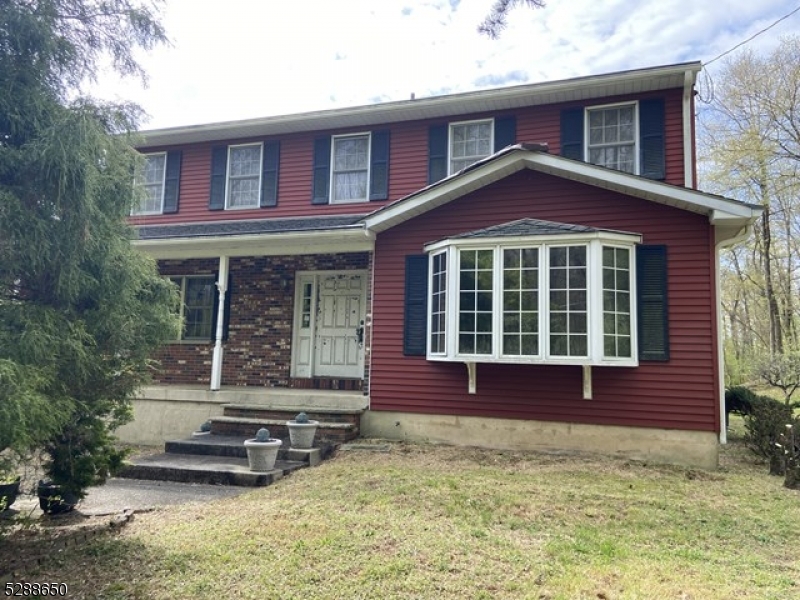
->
<box><xmin>473</xmin><ymin>70</ymin><xmax>529</xmax><ymax>87</ymax></box>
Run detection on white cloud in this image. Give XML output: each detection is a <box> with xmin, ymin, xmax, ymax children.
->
<box><xmin>86</xmin><ymin>0</ymin><xmax>800</xmax><ymax>130</ymax></box>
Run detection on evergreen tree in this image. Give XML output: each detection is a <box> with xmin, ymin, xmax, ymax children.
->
<box><xmin>0</xmin><ymin>0</ymin><xmax>179</xmax><ymax>496</ymax></box>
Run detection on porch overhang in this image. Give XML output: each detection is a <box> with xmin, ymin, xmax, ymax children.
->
<box><xmin>132</xmin><ymin>216</ymin><xmax>375</xmax><ymax>259</ymax></box>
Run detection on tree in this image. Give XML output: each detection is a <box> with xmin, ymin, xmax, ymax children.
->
<box><xmin>478</xmin><ymin>0</ymin><xmax>546</xmax><ymax>39</ymax></box>
<box><xmin>0</xmin><ymin>0</ymin><xmax>179</xmax><ymax>496</ymax></box>
<box><xmin>699</xmin><ymin>37</ymin><xmax>800</xmax><ymax>380</ymax></box>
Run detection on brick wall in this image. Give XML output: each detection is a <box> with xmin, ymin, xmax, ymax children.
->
<box><xmin>153</xmin><ymin>252</ymin><xmax>371</xmax><ymax>387</ymax></box>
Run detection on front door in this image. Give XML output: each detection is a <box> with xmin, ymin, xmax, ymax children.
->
<box><xmin>292</xmin><ymin>271</ymin><xmax>366</xmax><ymax>379</ymax></box>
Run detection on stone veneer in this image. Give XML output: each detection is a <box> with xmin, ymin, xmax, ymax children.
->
<box><xmin>154</xmin><ymin>252</ymin><xmax>371</xmax><ymax>387</ymax></box>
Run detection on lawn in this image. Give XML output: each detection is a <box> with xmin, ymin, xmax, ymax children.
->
<box><xmin>2</xmin><ymin>427</ymin><xmax>798</xmax><ymax>600</ymax></box>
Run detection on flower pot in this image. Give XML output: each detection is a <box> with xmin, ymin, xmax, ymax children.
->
<box><xmin>0</xmin><ymin>476</ymin><xmax>21</xmax><ymax>511</ymax></box>
<box><xmin>37</xmin><ymin>480</ymin><xmax>78</xmax><ymax>515</ymax></box>
<box><xmin>287</xmin><ymin>420</ymin><xmax>319</xmax><ymax>449</ymax></box>
<box><xmin>244</xmin><ymin>438</ymin><xmax>283</xmax><ymax>471</ymax></box>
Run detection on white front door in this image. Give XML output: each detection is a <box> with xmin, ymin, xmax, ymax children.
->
<box><xmin>292</xmin><ymin>271</ymin><xmax>366</xmax><ymax>379</ymax></box>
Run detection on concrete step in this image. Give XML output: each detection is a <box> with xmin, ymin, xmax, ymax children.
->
<box><xmin>210</xmin><ymin>416</ymin><xmax>359</xmax><ymax>443</ymax></box>
<box><xmin>165</xmin><ymin>434</ymin><xmax>334</xmax><ymax>463</ymax></box>
<box><xmin>117</xmin><ymin>453</ymin><xmax>307</xmax><ymax>487</ymax></box>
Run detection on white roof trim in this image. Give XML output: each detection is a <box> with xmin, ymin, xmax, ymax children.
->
<box><xmin>362</xmin><ymin>147</ymin><xmax>762</xmax><ymax>239</ymax></box>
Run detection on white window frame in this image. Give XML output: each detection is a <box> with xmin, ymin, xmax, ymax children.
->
<box><xmin>330</xmin><ymin>132</ymin><xmax>371</xmax><ymax>204</ymax></box>
<box><xmin>425</xmin><ymin>232</ymin><xmax>639</xmax><ymax>367</ymax></box>
<box><xmin>132</xmin><ymin>152</ymin><xmax>166</xmax><ymax>216</ymax></box>
<box><xmin>225</xmin><ymin>142</ymin><xmax>263</xmax><ymax>210</ymax></box>
<box><xmin>428</xmin><ymin>250</ymin><xmax>448</xmax><ymax>356</ymax></box>
<box><xmin>170</xmin><ymin>275</ymin><xmax>217</xmax><ymax>342</ymax></box>
<box><xmin>449</xmin><ymin>118</ymin><xmax>494</xmax><ymax>175</ymax></box>
<box><xmin>585</xmin><ymin>101</ymin><xmax>639</xmax><ymax>175</ymax></box>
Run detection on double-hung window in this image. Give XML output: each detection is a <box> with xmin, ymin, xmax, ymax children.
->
<box><xmin>586</xmin><ymin>103</ymin><xmax>637</xmax><ymax>174</ymax></box>
<box><xmin>133</xmin><ymin>153</ymin><xmax>166</xmax><ymax>215</ymax></box>
<box><xmin>425</xmin><ymin>224</ymin><xmax>640</xmax><ymax>366</ymax></box>
<box><xmin>170</xmin><ymin>276</ymin><xmax>217</xmax><ymax>341</ymax></box>
<box><xmin>450</xmin><ymin>119</ymin><xmax>493</xmax><ymax>174</ymax></box>
<box><xmin>226</xmin><ymin>143</ymin><xmax>263</xmax><ymax>209</ymax></box>
<box><xmin>332</xmin><ymin>133</ymin><xmax>370</xmax><ymax>203</ymax></box>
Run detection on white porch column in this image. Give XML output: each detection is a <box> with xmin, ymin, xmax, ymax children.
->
<box><xmin>210</xmin><ymin>255</ymin><xmax>230</xmax><ymax>391</ymax></box>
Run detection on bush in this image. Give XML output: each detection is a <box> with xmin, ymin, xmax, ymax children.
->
<box><xmin>742</xmin><ymin>391</ymin><xmax>795</xmax><ymax>475</ymax></box>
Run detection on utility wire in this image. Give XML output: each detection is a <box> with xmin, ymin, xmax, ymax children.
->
<box><xmin>704</xmin><ymin>4</ymin><xmax>800</xmax><ymax>66</ymax></box>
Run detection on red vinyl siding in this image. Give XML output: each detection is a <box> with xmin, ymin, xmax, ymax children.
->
<box><xmin>130</xmin><ymin>89</ymin><xmax>687</xmax><ymax>226</ymax></box>
<box><xmin>369</xmin><ymin>169</ymin><xmax>718</xmax><ymax>433</ymax></box>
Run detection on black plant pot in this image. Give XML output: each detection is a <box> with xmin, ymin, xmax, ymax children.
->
<box><xmin>37</xmin><ymin>480</ymin><xmax>78</xmax><ymax>515</ymax></box>
<box><xmin>0</xmin><ymin>477</ymin><xmax>21</xmax><ymax>511</ymax></box>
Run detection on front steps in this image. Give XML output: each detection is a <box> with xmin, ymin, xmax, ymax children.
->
<box><xmin>119</xmin><ymin>399</ymin><xmax>364</xmax><ymax>487</ymax></box>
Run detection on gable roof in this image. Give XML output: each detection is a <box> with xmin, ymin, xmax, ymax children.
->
<box><xmin>361</xmin><ymin>144</ymin><xmax>762</xmax><ymax>246</ymax></box>
<box><xmin>446</xmin><ymin>217</ymin><xmax>609</xmax><ymax>239</ymax></box>
<box><xmin>137</xmin><ymin>62</ymin><xmax>702</xmax><ymax>148</ymax></box>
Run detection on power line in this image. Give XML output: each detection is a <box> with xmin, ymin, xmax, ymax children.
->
<box><xmin>704</xmin><ymin>5</ymin><xmax>800</xmax><ymax>66</ymax></box>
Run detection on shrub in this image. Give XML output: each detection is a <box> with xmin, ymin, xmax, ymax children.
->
<box><xmin>743</xmin><ymin>392</ymin><xmax>795</xmax><ymax>475</ymax></box>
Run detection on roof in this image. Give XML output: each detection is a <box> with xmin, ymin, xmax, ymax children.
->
<box><xmin>135</xmin><ymin>215</ymin><xmax>365</xmax><ymax>240</ymax></box>
<box><xmin>137</xmin><ymin>62</ymin><xmax>702</xmax><ymax>148</ymax></box>
<box><xmin>446</xmin><ymin>218</ymin><xmax>629</xmax><ymax>239</ymax></box>
<box><xmin>361</xmin><ymin>144</ymin><xmax>762</xmax><ymax>246</ymax></box>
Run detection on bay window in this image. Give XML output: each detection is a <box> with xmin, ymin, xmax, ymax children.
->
<box><xmin>425</xmin><ymin>230</ymin><xmax>640</xmax><ymax>366</ymax></box>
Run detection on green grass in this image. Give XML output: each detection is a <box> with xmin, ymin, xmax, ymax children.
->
<box><xmin>3</xmin><ymin>432</ymin><xmax>799</xmax><ymax>599</ymax></box>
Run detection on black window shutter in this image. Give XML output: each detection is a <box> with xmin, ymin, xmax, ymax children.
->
<box><xmin>163</xmin><ymin>151</ymin><xmax>182</xmax><ymax>213</ymax></box>
<box><xmin>637</xmin><ymin>245</ymin><xmax>669</xmax><ymax>361</ymax></box>
<box><xmin>312</xmin><ymin>136</ymin><xmax>331</xmax><ymax>205</ymax></box>
<box><xmin>369</xmin><ymin>130</ymin><xmax>390</xmax><ymax>201</ymax></box>
<box><xmin>494</xmin><ymin>115</ymin><xmax>517</xmax><ymax>152</ymax></box>
<box><xmin>428</xmin><ymin>124</ymin><xmax>448</xmax><ymax>184</ymax></box>
<box><xmin>260</xmin><ymin>141</ymin><xmax>280</xmax><ymax>208</ymax></box>
<box><xmin>209</xmin><ymin>146</ymin><xmax>228</xmax><ymax>210</ymax></box>
<box><xmin>403</xmin><ymin>255</ymin><xmax>429</xmax><ymax>356</ymax></box>
<box><xmin>210</xmin><ymin>273</ymin><xmax>233</xmax><ymax>342</ymax></box>
<box><xmin>639</xmin><ymin>98</ymin><xmax>666</xmax><ymax>180</ymax></box>
<box><xmin>560</xmin><ymin>108</ymin><xmax>584</xmax><ymax>161</ymax></box>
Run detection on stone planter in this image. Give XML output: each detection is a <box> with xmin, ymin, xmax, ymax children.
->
<box><xmin>287</xmin><ymin>420</ymin><xmax>319</xmax><ymax>449</ymax></box>
<box><xmin>244</xmin><ymin>438</ymin><xmax>283</xmax><ymax>472</ymax></box>
<box><xmin>0</xmin><ymin>476</ymin><xmax>21</xmax><ymax>511</ymax></box>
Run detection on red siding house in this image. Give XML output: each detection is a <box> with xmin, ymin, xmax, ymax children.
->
<box><xmin>125</xmin><ymin>62</ymin><xmax>761</xmax><ymax>467</ymax></box>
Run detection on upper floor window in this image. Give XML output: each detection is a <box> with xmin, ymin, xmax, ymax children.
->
<box><xmin>450</xmin><ymin>119</ymin><xmax>493</xmax><ymax>174</ymax></box>
<box><xmin>227</xmin><ymin>143</ymin><xmax>263</xmax><ymax>209</ymax></box>
<box><xmin>560</xmin><ymin>98</ymin><xmax>665</xmax><ymax>180</ymax></box>
<box><xmin>587</xmin><ymin>103</ymin><xmax>636</xmax><ymax>174</ymax></box>
<box><xmin>332</xmin><ymin>133</ymin><xmax>370</xmax><ymax>203</ymax></box>
<box><xmin>132</xmin><ymin>151</ymin><xmax>181</xmax><ymax>216</ymax></box>
<box><xmin>312</xmin><ymin>131</ymin><xmax>389</xmax><ymax>205</ymax></box>
<box><xmin>133</xmin><ymin>153</ymin><xmax>166</xmax><ymax>215</ymax></box>
<box><xmin>209</xmin><ymin>141</ymin><xmax>280</xmax><ymax>211</ymax></box>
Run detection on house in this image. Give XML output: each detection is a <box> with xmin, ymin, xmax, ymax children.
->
<box><xmin>120</xmin><ymin>62</ymin><xmax>761</xmax><ymax>468</ymax></box>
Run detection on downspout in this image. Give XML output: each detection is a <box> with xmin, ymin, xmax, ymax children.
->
<box><xmin>715</xmin><ymin>224</ymin><xmax>754</xmax><ymax>444</ymax></box>
<box><xmin>210</xmin><ymin>255</ymin><xmax>230</xmax><ymax>391</ymax></box>
<box><xmin>683</xmin><ymin>69</ymin><xmax>696</xmax><ymax>189</ymax></box>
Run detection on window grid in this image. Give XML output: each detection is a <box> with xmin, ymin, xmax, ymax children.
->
<box><xmin>502</xmin><ymin>248</ymin><xmax>539</xmax><ymax>356</ymax></box>
<box><xmin>458</xmin><ymin>249</ymin><xmax>494</xmax><ymax>355</ymax></box>
<box><xmin>602</xmin><ymin>246</ymin><xmax>632</xmax><ymax>358</ymax></box>
<box><xmin>430</xmin><ymin>252</ymin><xmax>447</xmax><ymax>354</ymax></box>
<box><xmin>548</xmin><ymin>246</ymin><xmax>588</xmax><ymax>357</ymax></box>
<box><xmin>332</xmin><ymin>134</ymin><xmax>369</xmax><ymax>202</ymax></box>
<box><xmin>133</xmin><ymin>154</ymin><xmax>165</xmax><ymax>215</ymax></box>
<box><xmin>450</xmin><ymin>120</ymin><xmax>492</xmax><ymax>174</ymax></box>
<box><xmin>227</xmin><ymin>144</ymin><xmax>262</xmax><ymax>209</ymax></box>
<box><xmin>171</xmin><ymin>276</ymin><xmax>216</xmax><ymax>341</ymax></box>
<box><xmin>587</xmin><ymin>105</ymin><xmax>635</xmax><ymax>174</ymax></box>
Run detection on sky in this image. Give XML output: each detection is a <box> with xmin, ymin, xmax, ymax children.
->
<box><xmin>88</xmin><ymin>0</ymin><xmax>800</xmax><ymax>131</ymax></box>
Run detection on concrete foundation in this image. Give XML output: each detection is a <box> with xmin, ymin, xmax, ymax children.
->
<box><xmin>361</xmin><ymin>411</ymin><xmax>719</xmax><ymax>469</ymax></box>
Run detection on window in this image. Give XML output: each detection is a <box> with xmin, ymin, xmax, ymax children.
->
<box><xmin>425</xmin><ymin>232</ymin><xmax>639</xmax><ymax>366</ymax></box>
<box><xmin>226</xmin><ymin>143</ymin><xmax>263</xmax><ymax>209</ymax></box>
<box><xmin>586</xmin><ymin>103</ymin><xmax>636</xmax><ymax>174</ymax></box>
<box><xmin>332</xmin><ymin>134</ymin><xmax>370</xmax><ymax>202</ymax></box>
<box><xmin>133</xmin><ymin>153</ymin><xmax>166</xmax><ymax>215</ymax></box>
<box><xmin>171</xmin><ymin>276</ymin><xmax>216</xmax><ymax>341</ymax></box>
<box><xmin>450</xmin><ymin>119</ymin><xmax>493</xmax><ymax>174</ymax></box>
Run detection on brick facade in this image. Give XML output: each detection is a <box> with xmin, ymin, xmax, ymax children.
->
<box><xmin>154</xmin><ymin>252</ymin><xmax>371</xmax><ymax>387</ymax></box>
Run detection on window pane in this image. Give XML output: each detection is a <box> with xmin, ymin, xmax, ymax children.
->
<box><xmin>602</xmin><ymin>246</ymin><xmax>632</xmax><ymax>358</ymax></box>
<box><xmin>549</xmin><ymin>245</ymin><xmax>587</xmax><ymax>357</ymax></box>
<box><xmin>450</xmin><ymin>120</ymin><xmax>492</xmax><ymax>173</ymax></box>
<box><xmin>332</xmin><ymin>135</ymin><xmax>369</xmax><ymax>202</ymax></box>
<box><xmin>430</xmin><ymin>252</ymin><xmax>447</xmax><ymax>354</ymax></box>
<box><xmin>227</xmin><ymin>145</ymin><xmax>261</xmax><ymax>208</ymax></box>
<box><xmin>134</xmin><ymin>154</ymin><xmax>166</xmax><ymax>214</ymax></box>
<box><xmin>458</xmin><ymin>248</ymin><xmax>493</xmax><ymax>355</ymax></box>
<box><xmin>182</xmin><ymin>277</ymin><xmax>216</xmax><ymax>340</ymax></box>
<box><xmin>587</xmin><ymin>105</ymin><xmax>637</xmax><ymax>174</ymax></box>
<box><xmin>504</xmin><ymin>335</ymin><xmax>520</xmax><ymax>355</ymax></box>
